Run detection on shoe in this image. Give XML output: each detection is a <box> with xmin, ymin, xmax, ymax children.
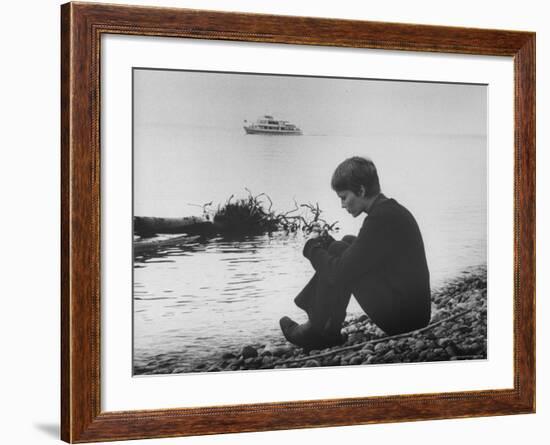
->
<box><xmin>279</xmin><ymin>316</ymin><xmax>346</xmax><ymax>351</ymax></box>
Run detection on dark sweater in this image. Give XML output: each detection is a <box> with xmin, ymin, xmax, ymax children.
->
<box><xmin>303</xmin><ymin>198</ymin><xmax>431</xmax><ymax>335</ymax></box>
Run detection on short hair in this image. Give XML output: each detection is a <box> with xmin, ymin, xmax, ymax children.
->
<box><xmin>331</xmin><ymin>156</ymin><xmax>381</xmax><ymax>198</ymax></box>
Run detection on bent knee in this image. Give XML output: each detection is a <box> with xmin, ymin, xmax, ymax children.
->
<box><xmin>342</xmin><ymin>235</ymin><xmax>356</xmax><ymax>245</ymax></box>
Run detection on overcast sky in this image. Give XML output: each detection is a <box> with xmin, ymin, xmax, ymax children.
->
<box><xmin>134</xmin><ymin>69</ymin><xmax>486</xmax><ymax>137</ymax></box>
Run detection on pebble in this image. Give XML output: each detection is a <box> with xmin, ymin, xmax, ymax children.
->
<box><xmin>361</xmin><ymin>345</ymin><xmax>374</xmax><ymax>355</ymax></box>
<box><xmin>272</xmin><ymin>346</ymin><xmax>292</xmax><ymax>357</ymax></box>
<box><xmin>425</xmin><ymin>333</ymin><xmax>437</xmax><ymax>341</ymax></box>
<box><xmin>261</xmin><ymin>342</ymin><xmax>274</xmax><ymax>355</ymax></box>
<box><xmin>241</xmin><ymin>346</ymin><xmax>258</xmax><ymax>359</ymax></box>
<box><xmin>426</xmin><ymin>352</ymin><xmax>438</xmax><ymax>361</ymax></box>
<box><xmin>348</xmin><ymin>333</ymin><xmax>363</xmax><ymax>344</ymax></box>
<box><xmin>445</xmin><ymin>343</ymin><xmax>459</xmax><ymax>357</ymax></box>
<box><xmin>431</xmin><ymin>310</ymin><xmax>449</xmax><ymax>323</ymax></box>
<box><xmin>453</xmin><ymin>325</ymin><xmax>471</xmax><ymax>334</ymax></box>
<box><xmin>343</xmin><ymin>353</ymin><xmax>357</xmax><ymax>362</ymax></box>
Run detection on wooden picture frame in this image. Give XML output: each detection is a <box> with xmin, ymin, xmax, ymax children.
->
<box><xmin>61</xmin><ymin>2</ymin><xmax>535</xmax><ymax>442</ymax></box>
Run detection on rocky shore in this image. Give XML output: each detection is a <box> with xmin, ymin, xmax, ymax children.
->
<box><xmin>134</xmin><ymin>266</ymin><xmax>487</xmax><ymax>375</ymax></box>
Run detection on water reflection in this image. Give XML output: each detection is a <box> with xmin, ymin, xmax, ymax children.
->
<box><xmin>133</xmin><ymin>231</ymin><xmax>315</xmax><ymax>369</ymax></box>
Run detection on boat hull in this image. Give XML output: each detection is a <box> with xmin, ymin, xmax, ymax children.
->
<box><xmin>244</xmin><ymin>126</ymin><xmax>302</xmax><ymax>135</ymax></box>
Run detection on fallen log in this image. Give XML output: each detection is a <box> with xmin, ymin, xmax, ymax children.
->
<box><xmin>134</xmin><ymin>216</ymin><xmax>215</xmax><ymax>236</ymax></box>
<box><xmin>133</xmin><ymin>234</ymin><xmax>201</xmax><ymax>255</ymax></box>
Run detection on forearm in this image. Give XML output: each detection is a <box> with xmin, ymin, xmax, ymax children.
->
<box><xmin>303</xmin><ymin>215</ymin><xmax>387</xmax><ymax>286</ymax></box>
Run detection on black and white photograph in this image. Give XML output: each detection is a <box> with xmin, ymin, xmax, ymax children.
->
<box><xmin>132</xmin><ymin>68</ymin><xmax>487</xmax><ymax>376</ymax></box>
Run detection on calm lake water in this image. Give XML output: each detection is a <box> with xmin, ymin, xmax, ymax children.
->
<box><xmin>133</xmin><ymin>126</ymin><xmax>487</xmax><ymax>371</ymax></box>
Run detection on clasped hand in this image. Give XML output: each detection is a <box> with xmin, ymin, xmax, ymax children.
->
<box><xmin>306</xmin><ymin>223</ymin><xmax>324</xmax><ymax>242</ymax></box>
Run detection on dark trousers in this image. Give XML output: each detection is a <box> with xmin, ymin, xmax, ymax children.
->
<box><xmin>294</xmin><ymin>235</ymin><xmax>356</xmax><ymax>337</ymax></box>
<box><xmin>295</xmin><ymin>235</ymin><xmax>431</xmax><ymax>336</ymax></box>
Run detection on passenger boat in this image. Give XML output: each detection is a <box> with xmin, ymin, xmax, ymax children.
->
<box><xmin>243</xmin><ymin>115</ymin><xmax>302</xmax><ymax>135</ymax></box>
